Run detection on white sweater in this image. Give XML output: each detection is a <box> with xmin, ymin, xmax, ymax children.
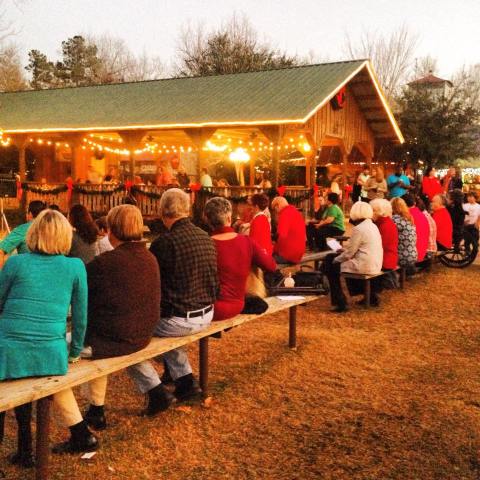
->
<box><xmin>334</xmin><ymin>218</ymin><xmax>383</xmax><ymax>274</ymax></box>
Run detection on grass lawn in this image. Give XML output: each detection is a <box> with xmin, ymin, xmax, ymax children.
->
<box><xmin>2</xmin><ymin>262</ymin><xmax>480</xmax><ymax>479</ymax></box>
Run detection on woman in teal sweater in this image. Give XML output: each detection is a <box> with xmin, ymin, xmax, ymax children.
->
<box><xmin>0</xmin><ymin>209</ymin><xmax>97</xmax><ymax>468</ymax></box>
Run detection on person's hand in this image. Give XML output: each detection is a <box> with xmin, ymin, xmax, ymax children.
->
<box><xmin>68</xmin><ymin>355</ymin><xmax>80</xmax><ymax>364</ymax></box>
<box><xmin>315</xmin><ymin>222</ymin><xmax>322</xmax><ymax>229</ymax></box>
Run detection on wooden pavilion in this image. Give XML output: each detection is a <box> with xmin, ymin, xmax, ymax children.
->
<box><xmin>0</xmin><ymin>59</ymin><xmax>403</xmax><ymax>188</ymax></box>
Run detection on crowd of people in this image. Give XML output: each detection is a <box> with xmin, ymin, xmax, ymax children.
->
<box><xmin>0</xmin><ymin>162</ymin><xmax>478</xmax><ymax>468</ymax></box>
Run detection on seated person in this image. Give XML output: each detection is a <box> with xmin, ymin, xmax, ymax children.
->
<box><xmin>403</xmin><ymin>194</ymin><xmax>430</xmax><ymax>263</ymax></box>
<box><xmin>249</xmin><ymin>193</ymin><xmax>273</xmax><ymax>255</ymax></box>
<box><xmin>370</xmin><ymin>198</ymin><xmax>398</xmax><ymax>270</ymax></box>
<box><xmin>95</xmin><ymin>216</ymin><xmax>113</xmax><ymax>254</ymax></box>
<box><xmin>0</xmin><ymin>200</ymin><xmax>46</xmax><ymax>268</ymax></box>
<box><xmin>391</xmin><ymin>198</ymin><xmax>418</xmax><ymax>274</ymax></box>
<box><xmin>68</xmin><ymin>204</ymin><xmax>99</xmax><ymax>264</ymax></box>
<box><xmin>463</xmin><ymin>191</ymin><xmax>480</xmax><ymax>248</ymax></box>
<box><xmin>416</xmin><ymin>197</ymin><xmax>437</xmax><ymax>270</ymax></box>
<box><xmin>271</xmin><ymin>196</ymin><xmax>306</xmax><ymax>264</ymax></box>
<box><xmin>307</xmin><ymin>192</ymin><xmax>345</xmax><ymax>251</ymax></box>
<box><xmin>204</xmin><ymin>197</ymin><xmax>276</xmax><ymax>321</ymax></box>
<box><xmin>0</xmin><ymin>210</ymin><xmax>94</xmax><ymax>462</ymax></box>
<box><xmin>431</xmin><ymin>194</ymin><xmax>453</xmax><ymax>250</ymax></box>
<box><xmin>81</xmin><ymin>205</ymin><xmax>161</xmax><ymax>431</ymax></box>
<box><xmin>321</xmin><ymin>201</ymin><xmax>383</xmax><ymax>312</ymax></box>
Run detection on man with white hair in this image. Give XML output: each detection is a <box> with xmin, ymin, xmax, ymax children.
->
<box><xmin>271</xmin><ymin>196</ymin><xmax>306</xmax><ymax>263</ymax></box>
<box><xmin>127</xmin><ymin>189</ymin><xmax>218</xmax><ymax>416</ymax></box>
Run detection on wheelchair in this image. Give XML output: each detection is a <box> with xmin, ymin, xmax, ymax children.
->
<box><xmin>438</xmin><ymin>226</ymin><xmax>479</xmax><ymax>268</ymax></box>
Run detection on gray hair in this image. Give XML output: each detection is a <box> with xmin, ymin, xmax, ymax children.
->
<box><xmin>204</xmin><ymin>197</ymin><xmax>232</xmax><ymax>229</ymax></box>
<box><xmin>159</xmin><ymin>188</ymin><xmax>190</xmax><ymax>219</ymax></box>
<box><xmin>369</xmin><ymin>198</ymin><xmax>392</xmax><ymax>218</ymax></box>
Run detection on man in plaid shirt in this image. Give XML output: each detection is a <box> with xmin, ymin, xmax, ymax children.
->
<box><xmin>128</xmin><ymin>189</ymin><xmax>218</xmax><ymax>416</ymax></box>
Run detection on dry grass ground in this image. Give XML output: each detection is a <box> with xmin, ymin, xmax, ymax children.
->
<box><xmin>2</xmin><ymin>263</ymin><xmax>480</xmax><ymax>480</ymax></box>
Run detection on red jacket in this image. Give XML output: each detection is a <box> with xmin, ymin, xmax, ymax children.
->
<box><xmin>375</xmin><ymin>216</ymin><xmax>398</xmax><ymax>270</ymax></box>
<box><xmin>274</xmin><ymin>205</ymin><xmax>306</xmax><ymax>263</ymax></box>
<box><xmin>410</xmin><ymin>206</ymin><xmax>430</xmax><ymax>262</ymax></box>
<box><xmin>250</xmin><ymin>213</ymin><xmax>273</xmax><ymax>256</ymax></box>
<box><xmin>213</xmin><ymin>234</ymin><xmax>276</xmax><ymax>321</ymax></box>
<box><xmin>421</xmin><ymin>176</ymin><xmax>443</xmax><ymax>201</ymax></box>
<box><xmin>432</xmin><ymin>207</ymin><xmax>453</xmax><ymax>249</ymax></box>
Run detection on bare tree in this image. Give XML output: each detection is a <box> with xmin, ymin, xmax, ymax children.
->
<box><xmin>412</xmin><ymin>55</ymin><xmax>438</xmax><ymax>79</ymax></box>
<box><xmin>344</xmin><ymin>24</ymin><xmax>419</xmax><ymax>96</ymax></box>
<box><xmin>175</xmin><ymin>13</ymin><xmax>298</xmax><ymax>77</ymax></box>
<box><xmin>88</xmin><ymin>34</ymin><xmax>164</xmax><ymax>83</ymax></box>
<box><xmin>0</xmin><ymin>42</ymin><xmax>26</xmax><ymax>90</ymax></box>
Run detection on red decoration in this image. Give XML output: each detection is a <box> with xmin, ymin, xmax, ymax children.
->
<box><xmin>313</xmin><ymin>184</ymin><xmax>319</xmax><ymax>196</ymax></box>
<box><xmin>189</xmin><ymin>183</ymin><xmax>201</xmax><ymax>192</ymax></box>
<box><xmin>344</xmin><ymin>184</ymin><xmax>353</xmax><ymax>200</ymax></box>
<box><xmin>125</xmin><ymin>180</ymin><xmax>133</xmax><ymax>192</ymax></box>
<box><xmin>331</xmin><ymin>86</ymin><xmax>346</xmax><ymax>110</ymax></box>
<box><xmin>66</xmin><ymin>178</ymin><xmax>74</xmax><ymax>202</ymax></box>
<box><xmin>16</xmin><ymin>181</ymin><xmax>23</xmax><ymax>201</ymax></box>
<box><xmin>277</xmin><ymin>186</ymin><xmax>287</xmax><ymax>196</ymax></box>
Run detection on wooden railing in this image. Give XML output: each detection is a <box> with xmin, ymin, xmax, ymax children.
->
<box><xmin>12</xmin><ymin>183</ymin><xmax>314</xmax><ymax>219</ymax></box>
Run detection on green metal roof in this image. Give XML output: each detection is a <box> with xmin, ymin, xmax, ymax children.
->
<box><xmin>0</xmin><ymin>60</ymin><xmax>376</xmax><ymax>133</ymax></box>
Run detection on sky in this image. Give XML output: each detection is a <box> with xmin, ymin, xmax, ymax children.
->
<box><xmin>6</xmin><ymin>0</ymin><xmax>480</xmax><ymax>78</ymax></box>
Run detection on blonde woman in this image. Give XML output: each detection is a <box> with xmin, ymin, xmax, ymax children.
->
<box><xmin>365</xmin><ymin>168</ymin><xmax>388</xmax><ymax>200</ymax></box>
<box><xmin>0</xmin><ymin>210</ymin><xmax>96</xmax><ymax>466</ymax></box>
<box><xmin>391</xmin><ymin>197</ymin><xmax>417</xmax><ymax>272</ymax></box>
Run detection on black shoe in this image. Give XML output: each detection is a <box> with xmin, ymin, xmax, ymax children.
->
<box><xmin>52</xmin><ymin>433</ymin><xmax>98</xmax><ymax>454</ymax></box>
<box><xmin>52</xmin><ymin>420</ymin><xmax>99</xmax><ymax>454</ymax></box>
<box><xmin>8</xmin><ymin>451</ymin><xmax>35</xmax><ymax>468</ymax></box>
<box><xmin>330</xmin><ymin>305</ymin><xmax>348</xmax><ymax>313</ymax></box>
<box><xmin>85</xmin><ymin>405</ymin><xmax>107</xmax><ymax>431</ymax></box>
<box><xmin>143</xmin><ymin>384</ymin><xmax>176</xmax><ymax>417</ymax></box>
<box><xmin>174</xmin><ymin>374</ymin><xmax>202</xmax><ymax>402</ymax></box>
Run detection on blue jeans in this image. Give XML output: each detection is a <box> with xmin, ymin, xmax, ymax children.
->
<box><xmin>127</xmin><ymin>310</ymin><xmax>213</xmax><ymax>393</ymax></box>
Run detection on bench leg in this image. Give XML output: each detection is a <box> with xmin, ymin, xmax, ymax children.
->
<box><xmin>289</xmin><ymin>306</ymin><xmax>297</xmax><ymax>350</ymax></box>
<box><xmin>364</xmin><ymin>280</ymin><xmax>371</xmax><ymax>308</ymax></box>
<box><xmin>36</xmin><ymin>397</ymin><xmax>51</xmax><ymax>480</ymax></box>
<box><xmin>399</xmin><ymin>268</ymin><xmax>406</xmax><ymax>289</ymax></box>
<box><xmin>199</xmin><ymin>337</ymin><xmax>209</xmax><ymax>397</ymax></box>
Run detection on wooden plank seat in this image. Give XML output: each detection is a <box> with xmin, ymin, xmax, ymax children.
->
<box><xmin>0</xmin><ymin>295</ymin><xmax>320</xmax><ymax>480</ymax></box>
<box><xmin>342</xmin><ymin>268</ymin><xmax>405</xmax><ymax>308</ymax></box>
<box><xmin>277</xmin><ymin>251</ymin><xmax>331</xmax><ymax>271</ymax></box>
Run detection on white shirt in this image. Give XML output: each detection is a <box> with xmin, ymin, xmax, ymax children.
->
<box><xmin>335</xmin><ymin>218</ymin><xmax>383</xmax><ymax>274</ymax></box>
<box><xmin>463</xmin><ymin>202</ymin><xmax>480</xmax><ymax>226</ymax></box>
<box><xmin>97</xmin><ymin>235</ymin><xmax>114</xmax><ymax>254</ymax></box>
<box><xmin>358</xmin><ymin>173</ymin><xmax>370</xmax><ymax>198</ymax></box>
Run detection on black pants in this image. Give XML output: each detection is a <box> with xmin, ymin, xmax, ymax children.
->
<box><xmin>465</xmin><ymin>224</ymin><xmax>479</xmax><ymax>252</ymax></box>
<box><xmin>321</xmin><ymin>253</ymin><xmax>379</xmax><ymax>307</ymax></box>
<box><xmin>307</xmin><ymin>224</ymin><xmax>344</xmax><ymax>251</ymax></box>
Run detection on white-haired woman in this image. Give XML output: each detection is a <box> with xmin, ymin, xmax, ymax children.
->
<box><xmin>0</xmin><ymin>210</ymin><xmax>96</xmax><ymax>467</ymax></box>
<box><xmin>321</xmin><ymin>201</ymin><xmax>383</xmax><ymax>312</ymax></box>
<box><xmin>370</xmin><ymin>199</ymin><xmax>399</xmax><ymax>271</ymax></box>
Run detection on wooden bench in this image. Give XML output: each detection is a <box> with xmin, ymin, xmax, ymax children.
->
<box><xmin>0</xmin><ymin>295</ymin><xmax>320</xmax><ymax>480</ymax></box>
<box><xmin>342</xmin><ymin>268</ymin><xmax>405</xmax><ymax>308</ymax></box>
<box><xmin>277</xmin><ymin>251</ymin><xmax>331</xmax><ymax>271</ymax></box>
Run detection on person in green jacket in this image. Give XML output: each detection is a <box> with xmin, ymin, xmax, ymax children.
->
<box><xmin>307</xmin><ymin>192</ymin><xmax>345</xmax><ymax>251</ymax></box>
<box><xmin>0</xmin><ymin>200</ymin><xmax>46</xmax><ymax>268</ymax></box>
<box><xmin>0</xmin><ymin>209</ymin><xmax>97</xmax><ymax>468</ymax></box>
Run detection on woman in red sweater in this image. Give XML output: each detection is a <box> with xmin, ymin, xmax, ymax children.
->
<box><xmin>249</xmin><ymin>193</ymin><xmax>273</xmax><ymax>255</ymax></box>
<box><xmin>370</xmin><ymin>198</ymin><xmax>398</xmax><ymax>270</ymax></box>
<box><xmin>431</xmin><ymin>194</ymin><xmax>453</xmax><ymax>249</ymax></box>
<box><xmin>421</xmin><ymin>167</ymin><xmax>443</xmax><ymax>202</ymax></box>
<box><xmin>204</xmin><ymin>197</ymin><xmax>276</xmax><ymax>321</ymax></box>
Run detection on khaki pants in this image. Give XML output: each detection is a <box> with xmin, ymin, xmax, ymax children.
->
<box><xmin>53</xmin><ymin>376</ymin><xmax>108</xmax><ymax>427</ymax></box>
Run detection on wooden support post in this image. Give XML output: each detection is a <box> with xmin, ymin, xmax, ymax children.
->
<box><xmin>341</xmin><ymin>151</ymin><xmax>348</xmax><ymax>210</ymax></box>
<box><xmin>11</xmin><ymin>135</ymin><xmax>29</xmax><ymax>181</ymax></box>
<box><xmin>259</xmin><ymin>126</ymin><xmax>284</xmax><ymax>188</ymax></box>
<box><xmin>288</xmin><ymin>305</ymin><xmax>297</xmax><ymax>350</ymax></box>
<box><xmin>199</xmin><ymin>336</ymin><xmax>209</xmax><ymax>397</ymax></box>
<box><xmin>118</xmin><ymin>131</ymin><xmax>146</xmax><ymax>181</ymax></box>
<box><xmin>183</xmin><ymin>128</ymin><xmax>216</xmax><ymax>177</ymax></box>
<box><xmin>62</xmin><ymin>133</ymin><xmax>85</xmax><ymax>182</ymax></box>
<box><xmin>249</xmin><ymin>153</ymin><xmax>255</xmax><ymax>187</ymax></box>
<box><xmin>35</xmin><ymin>397</ymin><xmax>51</xmax><ymax>480</ymax></box>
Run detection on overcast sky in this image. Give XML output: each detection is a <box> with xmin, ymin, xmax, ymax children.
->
<box><xmin>8</xmin><ymin>0</ymin><xmax>480</xmax><ymax>78</ymax></box>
